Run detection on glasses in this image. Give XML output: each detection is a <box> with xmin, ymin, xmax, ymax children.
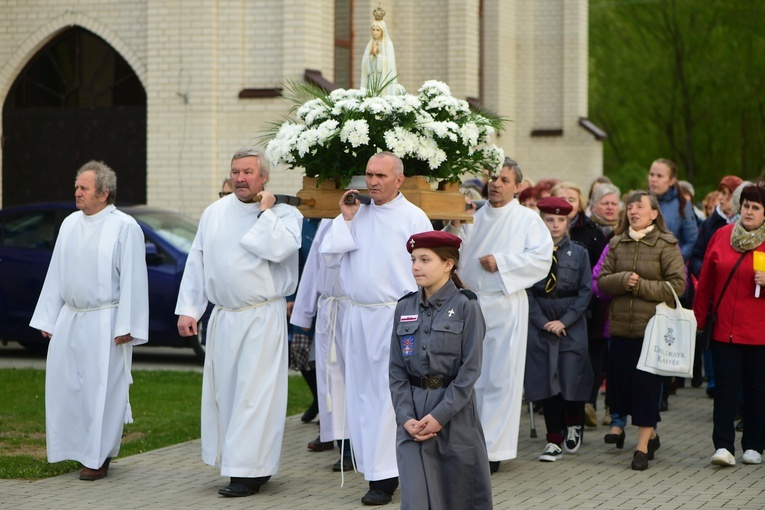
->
<box><xmin>219</xmin><ymin>191</ymin><xmax>232</xmax><ymax>198</ymax></box>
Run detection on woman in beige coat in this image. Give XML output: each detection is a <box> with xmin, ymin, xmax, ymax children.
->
<box><xmin>597</xmin><ymin>190</ymin><xmax>686</xmax><ymax>470</ymax></box>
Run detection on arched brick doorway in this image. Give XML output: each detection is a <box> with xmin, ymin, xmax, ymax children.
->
<box><xmin>2</xmin><ymin>27</ymin><xmax>146</xmax><ymax>207</ymax></box>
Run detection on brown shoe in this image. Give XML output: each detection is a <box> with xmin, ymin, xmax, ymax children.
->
<box><xmin>79</xmin><ymin>457</ymin><xmax>111</xmax><ymax>481</ymax></box>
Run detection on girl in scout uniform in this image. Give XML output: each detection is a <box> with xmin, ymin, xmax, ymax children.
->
<box><xmin>389</xmin><ymin>231</ymin><xmax>492</xmax><ymax>510</ymax></box>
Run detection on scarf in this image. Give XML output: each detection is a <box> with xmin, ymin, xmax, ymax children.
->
<box><xmin>590</xmin><ymin>211</ymin><xmax>618</xmax><ymax>238</ymax></box>
<box><xmin>730</xmin><ymin>220</ymin><xmax>765</xmax><ymax>253</ymax></box>
<box><xmin>628</xmin><ymin>224</ymin><xmax>655</xmax><ymax>241</ymax></box>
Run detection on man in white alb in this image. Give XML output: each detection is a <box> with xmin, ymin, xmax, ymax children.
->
<box><xmin>30</xmin><ymin>160</ymin><xmax>149</xmax><ymax>481</ymax></box>
<box><xmin>321</xmin><ymin>152</ymin><xmax>432</xmax><ymax>505</ymax></box>
<box><xmin>290</xmin><ymin>218</ymin><xmax>353</xmax><ymax>470</ymax></box>
<box><xmin>176</xmin><ymin>147</ymin><xmax>302</xmax><ymax>497</ymax></box>
<box><xmin>451</xmin><ymin>157</ymin><xmax>553</xmax><ymax>473</ymax></box>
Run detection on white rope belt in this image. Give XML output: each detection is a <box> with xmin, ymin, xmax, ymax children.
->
<box><xmin>65</xmin><ymin>302</ymin><xmax>118</xmax><ymax>312</ymax></box>
<box><xmin>316</xmin><ymin>295</ymin><xmax>349</xmax><ymax>413</ymax></box>
<box><xmin>65</xmin><ymin>302</ymin><xmax>133</xmax><ymax>424</ymax></box>
<box><xmin>209</xmin><ymin>296</ymin><xmax>282</xmax><ymax>466</ymax></box>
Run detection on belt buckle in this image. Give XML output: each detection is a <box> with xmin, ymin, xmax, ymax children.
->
<box><xmin>426</xmin><ymin>376</ymin><xmax>441</xmax><ymax>389</ymax></box>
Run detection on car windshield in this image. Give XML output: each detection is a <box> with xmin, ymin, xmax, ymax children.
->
<box><xmin>129</xmin><ymin>210</ymin><xmax>197</xmax><ymax>253</ymax></box>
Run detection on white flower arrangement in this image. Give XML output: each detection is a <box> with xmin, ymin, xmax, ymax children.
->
<box><xmin>264</xmin><ymin>79</ymin><xmax>506</xmax><ymax>187</ymax></box>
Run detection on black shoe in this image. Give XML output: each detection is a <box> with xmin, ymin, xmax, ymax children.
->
<box><xmin>489</xmin><ymin>461</ymin><xmax>500</xmax><ymax>473</ymax></box>
<box><xmin>659</xmin><ymin>399</ymin><xmax>668</xmax><ymax>412</ymax></box>
<box><xmin>647</xmin><ymin>433</ymin><xmax>661</xmax><ymax>460</ymax></box>
<box><xmin>218</xmin><ymin>482</ymin><xmax>260</xmax><ymax>497</ymax></box>
<box><xmin>706</xmin><ymin>385</ymin><xmax>716</xmax><ymax>398</ymax></box>
<box><xmin>361</xmin><ymin>489</ymin><xmax>392</xmax><ymax>505</ymax></box>
<box><xmin>333</xmin><ymin>457</ymin><xmax>354</xmax><ymax>472</ymax></box>
<box><xmin>307</xmin><ymin>435</ymin><xmax>334</xmax><ymax>451</ymax></box>
<box><xmin>301</xmin><ymin>402</ymin><xmax>319</xmax><ymax>423</ymax></box>
<box><xmin>631</xmin><ymin>450</ymin><xmax>649</xmax><ymax>471</ymax></box>
<box><xmin>604</xmin><ymin>430</ymin><xmax>626</xmax><ymax>449</ymax></box>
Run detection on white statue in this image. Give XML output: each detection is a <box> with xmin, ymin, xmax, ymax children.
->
<box><xmin>360</xmin><ymin>6</ymin><xmax>398</xmax><ymax>94</ymax></box>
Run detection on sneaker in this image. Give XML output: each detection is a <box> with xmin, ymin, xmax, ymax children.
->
<box><xmin>742</xmin><ymin>450</ymin><xmax>762</xmax><ymax>465</ymax></box>
<box><xmin>563</xmin><ymin>425</ymin><xmax>582</xmax><ymax>453</ymax></box>
<box><xmin>711</xmin><ymin>448</ymin><xmax>736</xmax><ymax>466</ymax></box>
<box><xmin>539</xmin><ymin>443</ymin><xmax>562</xmax><ymax>462</ymax></box>
<box><xmin>584</xmin><ymin>403</ymin><xmax>598</xmax><ymax>427</ymax></box>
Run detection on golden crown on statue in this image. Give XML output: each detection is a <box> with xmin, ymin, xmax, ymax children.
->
<box><xmin>373</xmin><ymin>4</ymin><xmax>386</xmax><ymax>21</ymax></box>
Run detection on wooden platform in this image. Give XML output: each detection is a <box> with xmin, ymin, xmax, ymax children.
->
<box><xmin>296</xmin><ymin>176</ymin><xmax>474</xmax><ymax>222</ymax></box>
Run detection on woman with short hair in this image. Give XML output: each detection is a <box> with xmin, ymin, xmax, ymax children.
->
<box><xmin>693</xmin><ymin>183</ymin><xmax>765</xmax><ymax>467</ymax></box>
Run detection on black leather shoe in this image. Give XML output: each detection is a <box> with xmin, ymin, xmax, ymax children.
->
<box><xmin>218</xmin><ymin>482</ymin><xmax>259</xmax><ymax>497</ymax></box>
<box><xmin>604</xmin><ymin>430</ymin><xmax>626</xmax><ymax>449</ymax></box>
<box><xmin>333</xmin><ymin>457</ymin><xmax>354</xmax><ymax>472</ymax></box>
<box><xmin>301</xmin><ymin>402</ymin><xmax>319</xmax><ymax>423</ymax></box>
<box><xmin>631</xmin><ymin>450</ymin><xmax>649</xmax><ymax>471</ymax></box>
<box><xmin>647</xmin><ymin>433</ymin><xmax>661</xmax><ymax>460</ymax></box>
<box><xmin>361</xmin><ymin>488</ymin><xmax>393</xmax><ymax>505</ymax></box>
<box><xmin>307</xmin><ymin>435</ymin><xmax>334</xmax><ymax>452</ymax></box>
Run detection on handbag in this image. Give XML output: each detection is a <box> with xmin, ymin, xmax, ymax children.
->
<box><xmin>700</xmin><ymin>251</ymin><xmax>747</xmax><ymax>350</ymax></box>
<box><xmin>637</xmin><ymin>282</ymin><xmax>697</xmax><ymax>377</ymax></box>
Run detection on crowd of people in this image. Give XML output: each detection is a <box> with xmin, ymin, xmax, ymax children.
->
<box><xmin>30</xmin><ymin>149</ymin><xmax>765</xmax><ymax>507</ymax></box>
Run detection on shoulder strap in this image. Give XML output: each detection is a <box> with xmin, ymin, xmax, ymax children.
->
<box><xmin>711</xmin><ymin>251</ymin><xmax>748</xmax><ymax>315</ymax></box>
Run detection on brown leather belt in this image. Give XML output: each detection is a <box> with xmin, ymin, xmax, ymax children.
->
<box><xmin>408</xmin><ymin>375</ymin><xmax>455</xmax><ymax>389</ymax></box>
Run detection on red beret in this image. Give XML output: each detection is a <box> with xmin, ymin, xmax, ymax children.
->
<box><xmin>537</xmin><ymin>196</ymin><xmax>573</xmax><ymax>216</ymax></box>
<box><xmin>406</xmin><ymin>231</ymin><xmax>462</xmax><ymax>253</ymax></box>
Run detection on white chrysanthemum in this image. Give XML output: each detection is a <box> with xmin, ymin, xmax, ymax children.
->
<box><xmin>359</xmin><ymin>97</ymin><xmax>393</xmax><ymax>116</ymax></box>
<box><xmin>427</xmin><ymin>95</ymin><xmax>470</xmax><ymax>116</ymax></box>
<box><xmin>418</xmin><ymin>80</ymin><xmax>452</xmax><ymax>98</ymax></box>
<box><xmin>266</xmin><ymin>122</ymin><xmax>305</xmax><ymax>164</ymax></box>
<box><xmin>340</xmin><ymin>119</ymin><xmax>370</xmax><ymax>148</ymax></box>
<box><xmin>387</xmin><ymin>94</ymin><xmax>422</xmax><ymax>114</ymax></box>
<box><xmin>315</xmin><ymin>119</ymin><xmax>340</xmax><ymax>142</ymax></box>
<box><xmin>422</xmin><ymin>121</ymin><xmax>459</xmax><ymax>142</ymax></box>
<box><xmin>384</xmin><ymin>127</ymin><xmax>420</xmax><ymax>157</ymax></box>
<box><xmin>296</xmin><ymin>127</ymin><xmax>325</xmax><ymax>157</ymax></box>
<box><xmin>459</xmin><ymin>122</ymin><xmax>481</xmax><ymax>147</ymax></box>
<box><xmin>296</xmin><ymin>99</ymin><xmax>329</xmax><ymax>125</ymax></box>
<box><xmin>415</xmin><ymin>137</ymin><xmax>447</xmax><ymax>169</ymax></box>
<box><xmin>331</xmin><ymin>98</ymin><xmax>361</xmax><ymax>116</ymax></box>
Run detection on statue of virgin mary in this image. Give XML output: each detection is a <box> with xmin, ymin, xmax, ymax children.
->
<box><xmin>360</xmin><ymin>6</ymin><xmax>398</xmax><ymax>95</ymax></box>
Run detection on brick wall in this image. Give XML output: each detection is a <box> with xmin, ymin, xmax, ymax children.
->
<box><xmin>0</xmin><ymin>0</ymin><xmax>602</xmax><ymax>218</ymax></box>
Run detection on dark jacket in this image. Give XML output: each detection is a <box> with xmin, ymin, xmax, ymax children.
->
<box><xmin>525</xmin><ymin>236</ymin><xmax>593</xmax><ymax>402</ymax></box>
<box><xmin>597</xmin><ymin>227</ymin><xmax>686</xmax><ymax>338</ymax></box>
<box><xmin>688</xmin><ymin>209</ymin><xmax>729</xmax><ymax>278</ymax></box>
<box><xmin>570</xmin><ymin>214</ymin><xmax>608</xmax><ymax>270</ymax></box>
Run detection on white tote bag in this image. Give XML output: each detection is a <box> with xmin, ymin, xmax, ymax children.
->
<box><xmin>637</xmin><ymin>281</ymin><xmax>697</xmax><ymax>377</ymax></box>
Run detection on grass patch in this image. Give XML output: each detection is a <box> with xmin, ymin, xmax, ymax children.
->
<box><xmin>0</xmin><ymin>368</ymin><xmax>312</xmax><ymax>479</ymax></box>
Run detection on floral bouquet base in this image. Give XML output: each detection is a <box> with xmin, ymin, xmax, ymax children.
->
<box><xmin>297</xmin><ymin>176</ymin><xmax>474</xmax><ymax>222</ymax></box>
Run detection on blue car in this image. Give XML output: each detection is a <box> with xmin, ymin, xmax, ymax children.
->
<box><xmin>0</xmin><ymin>203</ymin><xmax>209</xmax><ymax>361</ymax></box>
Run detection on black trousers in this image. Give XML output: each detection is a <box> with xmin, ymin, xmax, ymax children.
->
<box><xmin>587</xmin><ymin>337</ymin><xmax>608</xmax><ymax>405</ymax></box>
<box><xmin>541</xmin><ymin>395</ymin><xmax>585</xmax><ymax>445</ymax></box>
<box><xmin>711</xmin><ymin>341</ymin><xmax>765</xmax><ymax>454</ymax></box>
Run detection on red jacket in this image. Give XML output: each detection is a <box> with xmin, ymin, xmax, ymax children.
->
<box><xmin>693</xmin><ymin>223</ymin><xmax>765</xmax><ymax>346</ymax></box>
